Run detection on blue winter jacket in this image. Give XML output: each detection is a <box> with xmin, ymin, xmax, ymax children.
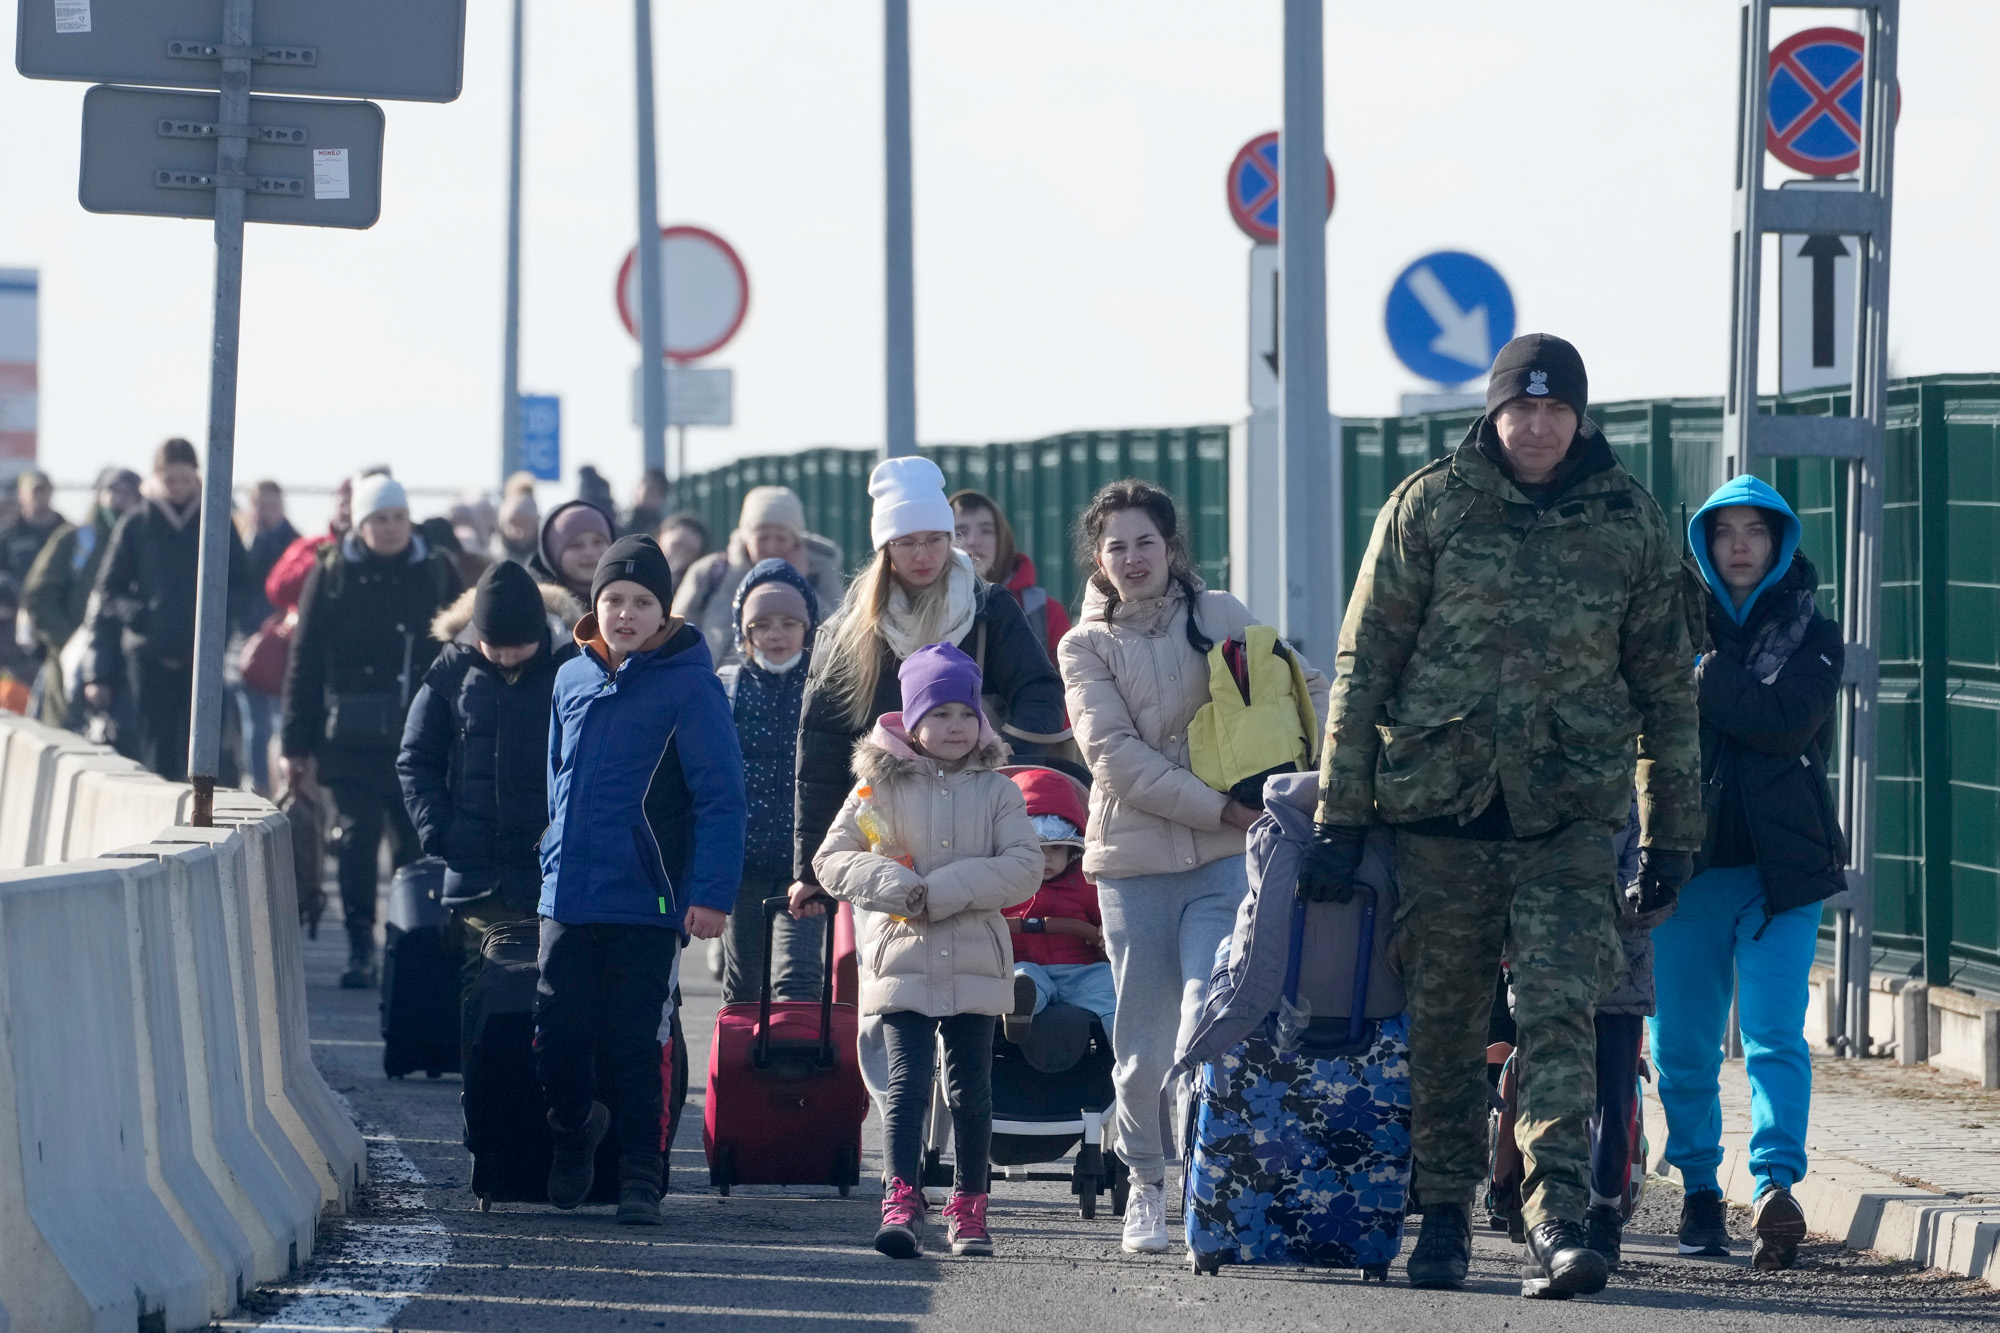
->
<box><xmin>539</xmin><ymin>616</ymin><xmax>747</xmax><ymax>928</ymax></box>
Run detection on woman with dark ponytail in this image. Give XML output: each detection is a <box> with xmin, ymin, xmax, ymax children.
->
<box><xmin>1057</xmin><ymin>480</ymin><xmax>1327</xmax><ymax>1255</ymax></box>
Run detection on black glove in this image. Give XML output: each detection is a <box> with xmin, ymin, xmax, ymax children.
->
<box><xmin>1297</xmin><ymin>822</ymin><xmax>1370</xmax><ymax>903</ymax></box>
<box><xmin>1626</xmin><ymin>848</ymin><xmax>1692</xmax><ymax>920</ymax></box>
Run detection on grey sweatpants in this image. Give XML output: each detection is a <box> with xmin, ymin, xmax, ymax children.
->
<box><xmin>720</xmin><ymin>868</ymin><xmax>826</xmax><ymax>1007</ymax></box>
<box><xmin>1099</xmin><ymin>854</ymin><xmax>1248</xmax><ymax>1183</ymax></box>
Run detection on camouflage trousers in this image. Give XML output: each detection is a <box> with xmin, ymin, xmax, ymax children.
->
<box><xmin>1393</xmin><ymin>823</ymin><xmax>1621</xmax><ymax>1228</ymax></box>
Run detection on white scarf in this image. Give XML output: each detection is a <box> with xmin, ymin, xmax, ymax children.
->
<box><xmin>880</xmin><ymin>549</ymin><xmax>978</xmax><ymax>661</ymax></box>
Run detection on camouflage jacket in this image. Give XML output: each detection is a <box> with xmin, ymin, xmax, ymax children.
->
<box><xmin>1316</xmin><ymin>420</ymin><xmax>1702</xmax><ymax>849</ymax></box>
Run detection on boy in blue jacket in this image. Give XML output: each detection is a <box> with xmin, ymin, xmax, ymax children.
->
<box><xmin>538</xmin><ymin>535</ymin><xmax>747</xmax><ymax>1224</ymax></box>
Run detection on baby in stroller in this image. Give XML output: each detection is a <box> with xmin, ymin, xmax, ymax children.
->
<box><xmin>1002</xmin><ymin>765</ymin><xmax>1117</xmax><ymax>1044</ymax></box>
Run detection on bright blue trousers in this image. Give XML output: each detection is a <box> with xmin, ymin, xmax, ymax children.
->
<box><xmin>1646</xmin><ymin>864</ymin><xmax>1819</xmax><ymax>1196</ymax></box>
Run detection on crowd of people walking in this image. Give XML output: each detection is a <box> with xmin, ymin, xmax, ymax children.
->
<box><xmin>18</xmin><ymin>332</ymin><xmax>1844</xmax><ymax>1297</ymax></box>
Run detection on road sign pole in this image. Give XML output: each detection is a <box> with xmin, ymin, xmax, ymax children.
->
<box><xmin>186</xmin><ymin>0</ymin><xmax>256</xmax><ymax>825</ymax></box>
<box><xmin>883</xmin><ymin>0</ymin><xmax>916</xmax><ymax>459</ymax></box>
<box><xmin>499</xmin><ymin>0</ymin><xmax>525</xmax><ymax>484</ymax></box>
<box><xmin>1279</xmin><ymin>0</ymin><xmax>1336</xmax><ymax>661</ymax></box>
<box><xmin>633</xmin><ymin>0</ymin><xmax>669</xmax><ymax>477</ymax></box>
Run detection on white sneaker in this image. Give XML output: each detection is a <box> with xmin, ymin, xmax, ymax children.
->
<box><xmin>1122</xmin><ymin>1180</ymin><xmax>1170</xmax><ymax>1254</ymax></box>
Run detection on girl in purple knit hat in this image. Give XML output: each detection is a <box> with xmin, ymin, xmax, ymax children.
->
<box><xmin>813</xmin><ymin>643</ymin><xmax>1041</xmax><ymax>1260</ymax></box>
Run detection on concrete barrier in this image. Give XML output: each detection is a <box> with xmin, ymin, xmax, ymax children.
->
<box><xmin>63</xmin><ymin>767</ymin><xmax>191</xmax><ymax>862</ymax></box>
<box><xmin>0</xmin><ymin>859</ymin><xmax>214</xmax><ymax>1332</ymax></box>
<box><xmin>0</xmin><ymin>719</ymin><xmax>111</xmax><ymax>869</ymax></box>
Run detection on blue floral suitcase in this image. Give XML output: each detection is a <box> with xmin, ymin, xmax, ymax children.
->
<box><xmin>1184</xmin><ymin>887</ymin><xmax>1412</xmax><ymax>1279</ymax></box>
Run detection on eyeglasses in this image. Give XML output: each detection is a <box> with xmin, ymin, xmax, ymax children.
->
<box><xmin>885</xmin><ymin>532</ymin><xmax>949</xmax><ymax>555</ymax></box>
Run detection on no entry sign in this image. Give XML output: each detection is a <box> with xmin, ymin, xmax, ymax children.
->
<box><xmin>616</xmin><ymin>225</ymin><xmax>749</xmax><ymax>362</ymax></box>
<box><xmin>1767</xmin><ymin>27</ymin><xmax>1898</xmax><ymax>177</ymax></box>
<box><xmin>1225</xmin><ymin>132</ymin><xmax>1333</xmax><ymax>245</ymax></box>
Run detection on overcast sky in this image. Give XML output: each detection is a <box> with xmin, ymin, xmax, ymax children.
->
<box><xmin>3</xmin><ymin>1</ymin><xmax>1994</xmax><ymax>518</ymax></box>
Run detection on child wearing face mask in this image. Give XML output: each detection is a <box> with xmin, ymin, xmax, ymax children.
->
<box><xmin>815</xmin><ymin>644</ymin><xmax>1041</xmax><ymax>1260</ymax></box>
<box><xmin>716</xmin><ymin>558</ymin><xmax>825</xmax><ymax>1005</ymax></box>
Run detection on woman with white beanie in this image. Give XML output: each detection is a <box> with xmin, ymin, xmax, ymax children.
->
<box><xmin>672</xmin><ymin>485</ymin><xmax>847</xmax><ymax>666</ymax></box>
<box><xmin>789</xmin><ymin>457</ymin><xmax>1070</xmax><ymax>903</ymax></box>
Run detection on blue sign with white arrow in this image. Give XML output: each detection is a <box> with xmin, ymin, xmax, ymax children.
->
<box><xmin>1383</xmin><ymin>251</ymin><xmax>1516</xmax><ymax>386</ymax></box>
<box><xmin>519</xmin><ymin>394</ymin><xmax>561</xmax><ymax>482</ymax></box>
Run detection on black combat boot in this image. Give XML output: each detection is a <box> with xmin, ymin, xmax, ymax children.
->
<box><xmin>617</xmin><ymin>1154</ymin><xmax>665</xmax><ymax>1226</ymax></box>
<box><xmin>1406</xmin><ymin>1200</ymin><xmax>1471</xmax><ymax>1289</ymax></box>
<box><xmin>545</xmin><ymin>1101</ymin><xmax>609</xmax><ymax>1210</ymax></box>
<box><xmin>1582</xmin><ymin>1203</ymin><xmax>1624</xmax><ymax>1270</ymax></box>
<box><xmin>340</xmin><ymin>922</ymin><xmax>376</xmax><ymax>989</ymax></box>
<box><xmin>1521</xmin><ymin>1219</ymin><xmax>1609</xmax><ymax>1299</ymax></box>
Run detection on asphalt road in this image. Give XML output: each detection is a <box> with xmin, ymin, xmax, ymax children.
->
<box><xmin>222</xmin><ymin>907</ymin><xmax>2000</xmax><ymax>1332</ymax></box>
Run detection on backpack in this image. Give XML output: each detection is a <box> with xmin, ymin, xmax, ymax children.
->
<box><xmin>1186</xmin><ymin>624</ymin><xmax>1320</xmax><ymax>809</ymax></box>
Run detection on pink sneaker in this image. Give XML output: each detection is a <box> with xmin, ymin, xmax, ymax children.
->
<box><xmin>943</xmin><ymin>1191</ymin><xmax>993</xmax><ymax>1256</ymax></box>
<box><xmin>874</xmin><ymin>1177</ymin><xmax>925</xmax><ymax>1258</ymax></box>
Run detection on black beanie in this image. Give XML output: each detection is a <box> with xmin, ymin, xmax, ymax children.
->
<box><xmin>1486</xmin><ymin>333</ymin><xmax>1588</xmax><ymax>419</ymax></box>
<box><xmin>472</xmin><ymin>559</ymin><xmax>546</xmax><ymax>646</ymax></box>
<box><xmin>590</xmin><ymin>534</ymin><xmax>675</xmax><ymax>610</ymax></box>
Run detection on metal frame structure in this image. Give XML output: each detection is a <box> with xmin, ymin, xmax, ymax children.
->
<box><xmin>1723</xmin><ymin>0</ymin><xmax>1898</xmax><ymax>1056</ymax></box>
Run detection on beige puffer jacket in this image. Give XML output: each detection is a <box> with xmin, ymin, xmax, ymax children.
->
<box><xmin>1059</xmin><ymin>582</ymin><xmax>1330</xmax><ymax>880</ymax></box>
<box><xmin>813</xmin><ymin>716</ymin><xmax>1041</xmax><ymax>1018</ymax></box>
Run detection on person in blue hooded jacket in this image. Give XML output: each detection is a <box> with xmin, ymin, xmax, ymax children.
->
<box><xmin>537</xmin><ymin>535</ymin><xmax>747</xmax><ymax>1225</ymax></box>
<box><xmin>1648</xmin><ymin>476</ymin><xmax>1847</xmax><ymax>1274</ymax></box>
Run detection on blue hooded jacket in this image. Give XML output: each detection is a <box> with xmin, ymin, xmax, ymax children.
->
<box><xmin>721</xmin><ymin>558</ymin><xmax>822</xmax><ymax>873</ymax></box>
<box><xmin>1688</xmin><ymin>475</ymin><xmax>1800</xmax><ymax>624</ymax></box>
<box><xmin>540</xmin><ymin>616</ymin><xmax>747</xmax><ymax>928</ymax></box>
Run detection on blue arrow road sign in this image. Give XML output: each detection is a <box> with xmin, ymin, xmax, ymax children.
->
<box><xmin>1383</xmin><ymin>251</ymin><xmax>1515</xmax><ymax>386</ymax></box>
<box><xmin>520</xmin><ymin>394</ymin><xmax>561</xmax><ymax>481</ymax></box>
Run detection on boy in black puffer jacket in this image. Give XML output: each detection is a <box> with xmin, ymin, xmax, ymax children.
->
<box><xmin>398</xmin><ymin>560</ymin><xmax>578</xmax><ymax>1049</ymax></box>
<box><xmin>716</xmin><ymin>557</ymin><xmax>825</xmax><ymax>1005</ymax></box>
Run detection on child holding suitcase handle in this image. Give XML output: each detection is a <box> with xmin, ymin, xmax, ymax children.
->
<box><xmin>812</xmin><ymin>643</ymin><xmax>1042</xmax><ymax>1258</ymax></box>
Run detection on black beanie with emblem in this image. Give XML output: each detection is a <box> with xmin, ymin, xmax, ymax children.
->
<box><xmin>590</xmin><ymin>534</ymin><xmax>675</xmax><ymax>610</ymax></box>
<box><xmin>1486</xmin><ymin>332</ymin><xmax>1588</xmax><ymax>419</ymax></box>
<box><xmin>472</xmin><ymin>558</ymin><xmax>546</xmax><ymax>646</ymax></box>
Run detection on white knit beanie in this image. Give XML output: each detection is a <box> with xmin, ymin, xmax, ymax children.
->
<box><xmin>737</xmin><ymin>485</ymin><xmax>807</xmax><ymax>542</ymax></box>
<box><xmin>868</xmin><ymin>456</ymin><xmax>954</xmax><ymax>550</ymax></box>
<box><xmin>352</xmin><ymin>473</ymin><xmax>408</xmax><ymax>526</ymax></box>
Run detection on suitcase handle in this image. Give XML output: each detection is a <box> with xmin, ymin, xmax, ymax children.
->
<box><xmin>1282</xmin><ymin>886</ymin><xmax>1377</xmax><ymax>1046</ymax></box>
<box><xmin>756</xmin><ymin>892</ymin><xmax>838</xmax><ymax>1070</ymax></box>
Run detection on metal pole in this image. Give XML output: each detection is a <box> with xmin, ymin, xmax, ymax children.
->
<box><xmin>634</xmin><ymin>0</ymin><xmax>668</xmax><ymax>475</ymax></box>
<box><xmin>1279</xmin><ymin>0</ymin><xmax>1334</xmax><ymax>661</ymax></box>
<box><xmin>186</xmin><ymin>0</ymin><xmax>255</xmax><ymax>825</ymax></box>
<box><xmin>499</xmin><ymin>0</ymin><xmax>525</xmax><ymax>483</ymax></box>
<box><xmin>882</xmin><ymin>0</ymin><xmax>916</xmax><ymax>458</ymax></box>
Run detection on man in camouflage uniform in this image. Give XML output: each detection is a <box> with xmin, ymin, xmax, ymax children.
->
<box><xmin>1297</xmin><ymin>333</ymin><xmax>1700</xmax><ymax>1299</ymax></box>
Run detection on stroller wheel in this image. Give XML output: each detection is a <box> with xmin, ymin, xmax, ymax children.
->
<box><xmin>1109</xmin><ymin>1157</ymin><xmax>1131</xmax><ymax>1216</ymax></box>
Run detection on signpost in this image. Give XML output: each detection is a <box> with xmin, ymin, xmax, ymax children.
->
<box><xmin>631</xmin><ymin>366</ymin><xmax>733</xmax><ymax>428</ymax></box>
<box><xmin>615</xmin><ymin>225</ymin><xmax>750</xmax><ymax>361</ymax></box>
<box><xmin>1247</xmin><ymin>245</ymin><xmax>1278</xmax><ymax>413</ymax></box>
<box><xmin>1225</xmin><ymin>130</ymin><xmax>1333</xmax><ymax>245</ymax></box>
<box><xmin>1766</xmin><ymin>26</ymin><xmax>1897</xmax><ymax>178</ymax></box>
<box><xmin>0</xmin><ymin>269</ymin><xmax>35</xmax><ymax>477</ymax></box>
<box><xmin>18</xmin><ymin>0</ymin><xmax>466</xmax><ymax>824</ymax></box>
<box><xmin>1778</xmin><ymin>182</ymin><xmax>1858</xmax><ymax>394</ymax></box>
<box><xmin>519</xmin><ymin>394</ymin><xmax>560</xmax><ymax>482</ymax></box>
<box><xmin>1383</xmin><ymin>250</ymin><xmax>1515</xmax><ymax>386</ymax></box>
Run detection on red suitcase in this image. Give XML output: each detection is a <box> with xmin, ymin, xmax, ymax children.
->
<box><xmin>705</xmin><ymin>894</ymin><xmax>868</xmax><ymax>1195</ymax></box>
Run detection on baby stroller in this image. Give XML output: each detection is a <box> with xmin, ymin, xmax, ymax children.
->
<box><xmin>921</xmin><ymin>999</ymin><xmax>1129</xmax><ymax>1218</ymax></box>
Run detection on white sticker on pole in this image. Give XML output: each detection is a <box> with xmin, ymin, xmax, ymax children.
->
<box><xmin>54</xmin><ymin>0</ymin><xmax>90</xmax><ymax>34</ymax></box>
<box><xmin>313</xmin><ymin>149</ymin><xmax>350</xmax><ymax>201</ymax></box>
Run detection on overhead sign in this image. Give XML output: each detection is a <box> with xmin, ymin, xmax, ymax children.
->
<box><xmin>1778</xmin><ymin>183</ymin><xmax>1858</xmax><ymax>394</ymax></box>
<box><xmin>519</xmin><ymin>394</ymin><xmax>560</xmax><ymax>481</ymax></box>
<box><xmin>16</xmin><ymin>0</ymin><xmax>466</xmax><ymax>102</ymax></box>
<box><xmin>616</xmin><ymin>226</ymin><xmax>749</xmax><ymax>363</ymax></box>
<box><xmin>79</xmin><ymin>85</ymin><xmax>384</xmax><ymax>227</ymax></box>
<box><xmin>1383</xmin><ymin>251</ymin><xmax>1515</xmax><ymax>386</ymax></box>
<box><xmin>0</xmin><ymin>269</ymin><xmax>36</xmax><ymax>473</ymax></box>
<box><xmin>630</xmin><ymin>366</ymin><xmax>734</xmax><ymax>428</ymax></box>
<box><xmin>1767</xmin><ymin>27</ymin><xmax>1898</xmax><ymax>177</ymax></box>
<box><xmin>1247</xmin><ymin>244</ymin><xmax>1277</xmax><ymax>412</ymax></box>
<box><xmin>1225</xmin><ymin>132</ymin><xmax>1334</xmax><ymax>245</ymax></box>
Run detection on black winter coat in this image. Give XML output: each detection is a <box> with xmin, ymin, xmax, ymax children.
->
<box><xmin>86</xmin><ymin>497</ymin><xmax>251</xmax><ymax>683</ymax></box>
<box><xmin>1694</xmin><ymin>551</ymin><xmax>1849</xmax><ymax>920</ymax></box>
<box><xmin>397</xmin><ymin>628</ymin><xmax>577</xmax><ymax>911</ymax></box>
<box><xmin>281</xmin><ymin>534</ymin><xmax>462</xmax><ymax>762</ymax></box>
<box><xmin>792</xmin><ymin>577</ymin><xmax>1069</xmax><ymax>884</ymax></box>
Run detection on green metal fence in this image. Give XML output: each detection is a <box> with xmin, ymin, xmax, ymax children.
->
<box><xmin>677</xmin><ymin>374</ymin><xmax>1999</xmax><ymax>996</ymax></box>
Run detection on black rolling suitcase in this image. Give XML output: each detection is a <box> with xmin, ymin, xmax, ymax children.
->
<box><xmin>463</xmin><ymin>919</ymin><xmax>690</xmax><ymax>1210</ymax></box>
<box><xmin>381</xmin><ymin>858</ymin><xmax>462</xmax><ymax>1078</ymax></box>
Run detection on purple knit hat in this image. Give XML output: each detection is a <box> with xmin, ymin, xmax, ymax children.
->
<box><xmin>899</xmin><ymin>643</ymin><xmax>984</xmax><ymax>728</ymax></box>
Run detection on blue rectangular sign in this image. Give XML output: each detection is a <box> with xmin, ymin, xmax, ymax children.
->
<box><xmin>519</xmin><ymin>394</ymin><xmax>560</xmax><ymax>482</ymax></box>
